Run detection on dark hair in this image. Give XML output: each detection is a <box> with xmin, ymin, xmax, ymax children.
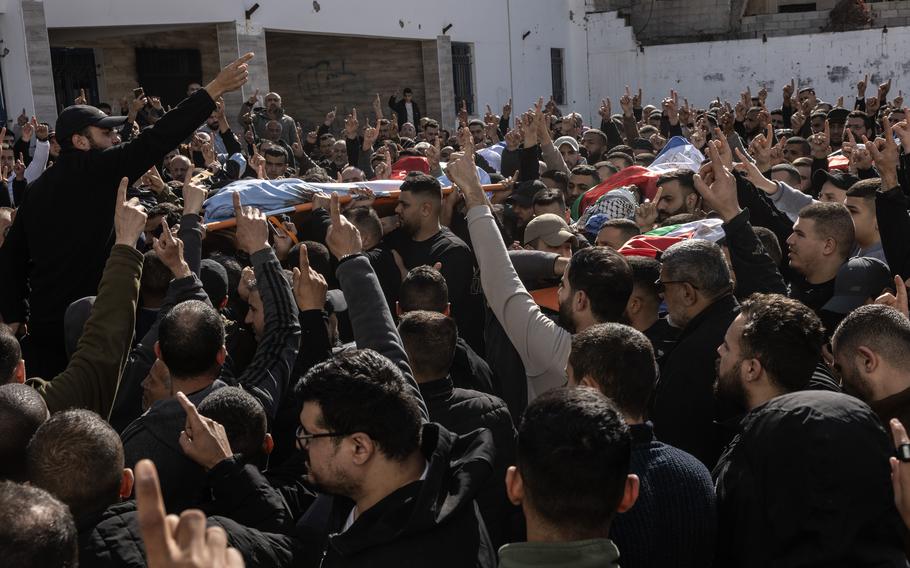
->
<box><xmin>847</xmin><ymin>110</ymin><xmax>874</xmax><ymax>130</ymax></box>
<box><xmin>626</xmin><ymin>255</ymin><xmax>661</xmax><ymax>301</ymax></box>
<box><xmin>399</xmin><ymin>265</ymin><xmax>448</xmax><ymax>313</ymax></box>
<box><xmin>286</xmin><ymin>240</ymin><xmax>332</xmax><ymax>281</ymax></box>
<box><xmin>752</xmin><ymin>226</ymin><xmax>783</xmax><ymax>266</ymax></box>
<box><xmin>147</xmin><ymin>202</ymin><xmax>182</xmax><ymax>226</ymax></box>
<box><xmin>593</xmin><ymin>161</ymin><xmax>619</xmax><ymax>177</ymax></box>
<box><xmin>797</xmin><ymin>202</ymin><xmax>855</xmax><ymax>262</ymax></box>
<box><xmin>27</xmin><ymin>409</ymin><xmax>123</xmax><ymax>518</ymax></box>
<box><xmin>771</xmin><ymin>163</ymin><xmax>801</xmax><ymax>188</ymax></box>
<box><xmin>661</xmin><ymin>239</ymin><xmax>732</xmax><ymax>299</ymax></box>
<box><xmin>786</xmin><ymin>137</ymin><xmax>811</xmax><ymax>156</ymax></box>
<box><xmin>0</xmin><ymin>481</ymin><xmax>77</xmax><ymax>568</ymax></box>
<box><xmin>344</xmin><ymin>207</ymin><xmax>383</xmax><ymax>246</ymax></box>
<box><xmin>660</xmin><ymin>212</ymin><xmax>703</xmax><ymax>227</ymax></box>
<box><xmin>739</xmin><ymin>294</ymin><xmax>825</xmax><ymax>392</ymax></box>
<box><xmin>264</xmin><ymin>146</ymin><xmax>289</xmax><ymax>163</ymax></box>
<box><xmin>398</xmin><ymin>311</ymin><xmax>458</xmax><ymax>380</ymax></box>
<box><xmin>468</xmin><ymin>118</ymin><xmax>485</xmax><ymax>128</ymax></box>
<box><xmin>423</xmin><ymin>119</ymin><xmax>440</xmax><ymax>130</ymax></box>
<box><xmin>403</xmin><ymin>88</ymin><xmax>413</xmax><ymax>95</ymax></box>
<box><xmin>400</xmin><ymin>172</ymin><xmax>442</xmax><ymax>202</ymax></box>
<box><xmin>294</xmin><ymin>349</ymin><xmax>422</xmax><ymax>460</ymax></box>
<box><xmin>0</xmin><ymin>326</ymin><xmax>21</xmax><ymax>383</ymax></box>
<box><xmin>533</xmin><ymin>187</ymin><xmax>567</xmax><ymax>211</ymax></box>
<box><xmin>207</xmin><ymin>252</ymin><xmax>243</xmax><ymax>303</ymax></box>
<box><xmin>517</xmin><ymin>387</ymin><xmax>631</xmax><ymax>535</ymax></box>
<box><xmin>567</xmin><ymin>247</ymin><xmax>633</xmax><ymax>323</ymax></box>
<box><xmin>606</xmin><ymin>152</ymin><xmax>634</xmax><ymax>168</ymax></box>
<box><xmin>158</xmin><ymin>300</ymin><xmax>225</xmax><ymax>379</ymax></box>
<box><xmin>318</xmin><ymin>133</ymin><xmax>335</xmax><ymax>143</ymax></box>
<box><xmin>570</xmin><ymin>324</ymin><xmax>656</xmax><ymax>418</ymax></box>
<box><xmin>141</xmin><ymin>250</ymin><xmax>171</xmax><ymax>304</ymax></box>
<box><xmin>600</xmin><ymin>218</ymin><xmax>640</xmax><ymax>242</ymax></box>
<box><xmin>846</xmin><ymin>177</ymin><xmax>881</xmax><ymax>199</ymax></box>
<box><xmin>0</xmin><ymin>383</ymin><xmax>47</xmax><ymax>481</ymax></box>
<box><xmin>634</xmin><ymin>153</ymin><xmax>656</xmax><ymax>167</ymax></box>
<box><xmin>656</xmin><ymin>168</ymin><xmax>696</xmax><ymax>193</ymax></box>
<box><xmin>198</xmin><ymin>387</ymin><xmax>267</xmax><ymax>461</ymax></box>
<box><xmin>571</xmin><ymin>164</ymin><xmax>601</xmax><ymax>184</ymax></box>
<box><xmin>833</xmin><ymin>305</ymin><xmax>910</xmax><ymax>368</ymax></box>
<box><xmin>583</xmin><ymin>129</ymin><xmax>608</xmax><ymax>145</ymax></box>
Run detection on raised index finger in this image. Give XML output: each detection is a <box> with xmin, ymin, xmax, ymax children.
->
<box><xmin>884</xmin><ymin>115</ymin><xmax>894</xmax><ymax>140</ymax></box>
<box><xmin>116</xmin><ymin>176</ymin><xmax>129</xmax><ymax>205</ymax></box>
<box><xmin>177</xmin><ymin>391</ymin><xmax>206</xmax><ymax>430</ymax></box>
<box><xmin>298</xmin><ymin>242</ymin><xmax>310</xmax><ymax>272</ymax></box>
<box><xmin>329</xmin><ymin>192</ymin><xmax>342</xmax><ymax>225</ymax></box>
<box><xmin>652</xmin><ymin>186</ymin><xmax>663</xmax><ymax>204</ymax></box>
<box><xmin>135</xmin><ymin>460</ymin><xmax>173</xmax><ymax>566</ymax></box>
<box><xmin>234</xmin><ymin>52</ymin><xmax>255</xmax><ymax>66</ymax></box>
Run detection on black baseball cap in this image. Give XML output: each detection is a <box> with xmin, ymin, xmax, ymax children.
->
<box><xmin>55</xmin><ymin>105</ymin><xmax>127</xmax><ymax>145</ymax></box>
<box><xmin>507</xmin><ymin>180</ymin><xmax>547</xmax><ymax>208</ymax></box>
<box><xmin>822</xmin><ymin>257</ymin><xmax>892</xmax><ymax>314</ymax></box>
<box><xmin>826</xmin><ymin>107</ymin><xmax>850</xmax><ymax>124</ymax></box>
<box><xmin>812</xmin><ymin>169</ymin><xmax>859</xmax><ymax>191</ymax></box>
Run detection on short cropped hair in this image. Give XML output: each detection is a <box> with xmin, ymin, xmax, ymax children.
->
<box><xmin>567</xmin><ymin>247</ymin><xmax>634</xmax><ymax>323</ymax></box>
<box><xmin>158</xmin><ymin>300</ymin><xmax>226</xmax><ymax>379</ymax></box>
<box><xmin>517</xmin><ymin>387</ymin><xmax>631</xmax><ymax>535</ymax></box>
<box><xmin>399</xmin><ymin>265</ymin><xmax>448</xmax><ymax>313</ymax></box>
<box><xmin>400</xmin><ymin>172</ymin><xmax>442</xmax><ymax>202</ymax></box>
<box><xmin>739</xmin><ymin>294</ymin><xmax>826</xmax><ymax>392</ymax></box>
<box><xmin>0</xmin><ymin>481</ymin><xmax>77</xmax><ymax>568</ymax></box>
<box><xmin>198</xmin><ymin>387</ymin><xmax>267</xmax><ymax>461</ymax></box>
<box><xmin>661</xmin><ymin>239</ymin><xmax>732</xmax><ymax>300</ymax></box>
<box><xmin>27</xmin><ymin>409</ymin><xmax>123</xmax><ymax>519</ymax></box>
<box><xmin>398</xmin><ymin>311</ymin><xmax>458</xmax><ymax>380</ymax></box>
<box><xmin>833</xmin><ymin>305</ymin><xmax>910</xmax><ymax>368</ymax></box>
<box><xmin>797</xmin><ymin>202</ymin><xmax>856</xmax><ymax>262</ymax></box>
<box><xmin>294</xmin><ymin>349</ymin><xmax>423</xmax><ymax>461</ymax></box>
<box><xmin>0</xmin><ymin>384</ymin><xmax>47</xmax><ymax>481</ymax></box>
<box><xmin>569</xmin><ymin>323</ymin><xmax>657</xmax><ymax>418</ymax></box>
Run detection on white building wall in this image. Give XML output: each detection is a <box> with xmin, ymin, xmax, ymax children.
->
<box><xmin>585</xmin><ymin>11</ymin><xmax>910</xmax><ymax>123</ymax></box>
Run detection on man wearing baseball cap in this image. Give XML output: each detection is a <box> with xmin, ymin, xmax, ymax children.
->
<box><xmin>0</xmin><ymin>53</ymin><xmax>255</xmax><ymax>378</ymax></box>
<box><xmin>523</xmin><ymin>213</ymin><xmax>575</xmax><ymax>257</ymax></box>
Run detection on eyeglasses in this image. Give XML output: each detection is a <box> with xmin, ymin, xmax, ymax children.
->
<box><xmin>295</xmin><ymin>425</ymin><xmax>346</xmax><ymax>447</ymax></box>
<box><xmin>654</xmin><ymin>277</ymin><xmax>698</xmax><ymax>294</ymax></box>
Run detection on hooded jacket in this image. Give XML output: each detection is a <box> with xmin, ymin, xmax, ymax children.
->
<box><xmin>714</xmin><ymin>391</ymin><xmax>908</xmax><ymax>567</ymax></box>
<box><xmin>297</xmin><ymin>422</ymin><xmax>497</xmax><ymax>568</ymax></box>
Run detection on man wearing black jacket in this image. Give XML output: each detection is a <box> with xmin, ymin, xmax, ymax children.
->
<box><xmin>0</xmin><ymin>53</ymin><xmax>253</xmax><ymax>378</ymax></box>
<box><xmin>388</xmin><ymin>88</ymin><xmax>421</xmax><ymax>129</ymax></box>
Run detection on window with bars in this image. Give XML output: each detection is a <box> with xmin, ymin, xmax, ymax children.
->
<box><xmin>551</xmin><ymin>48</ymin><xmax>566</xmax><ymax>105</ymax></box>
<box><xmin>451</xmin><ymin>42</ymin><xmax>474</xmax><ymax>114</ymax></box>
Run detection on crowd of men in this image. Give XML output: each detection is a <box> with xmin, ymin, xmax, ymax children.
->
<box><xmin>5</xmin><ymin>50</ymin><xmax>910</xmax><ymax>567</ymax></box>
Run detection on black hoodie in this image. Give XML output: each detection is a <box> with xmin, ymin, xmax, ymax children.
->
<box><xmin>297</xmin><ymin>422</ymin><xmax>497</xmax><ymax>568</ymax></box>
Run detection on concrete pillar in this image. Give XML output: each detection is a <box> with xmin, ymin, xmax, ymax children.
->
<box><xmin>216</xmin><ymin>21</ymin><xmax>269</xmax><ymax>124</ymax></box>
<box><xmin>0</xmin><ymin>1</ymin><xmax>57</xmax><ymax>125</ymax></box>
<box><xmin>421</xmin><ymin>35</ymin><xmax>455</xmax><ymax>130</ymax></box>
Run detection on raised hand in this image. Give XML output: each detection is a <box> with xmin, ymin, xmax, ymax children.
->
<box><xmin>889</xmin><ymin>418</ymin><xmax>910</xmax><ymax>529</ymax></box>
<box><xmin>866</xmin><ymin>95</ymin><xmax>881</xmax><ymax>118</ymax></box>
<box><xmin>807</xmin><ymin>120</ymin><xmax>831</xmax><ymax>159</ymax></box>
<box><xmin>292</xmin><ymin>243</ymin><xmax>328</xmax><ymax>310</ymax></box>
<box><xmin>325</xmin><ymin>192</ymin><xmax>363</xmax><ymax>259</ymax></box>
<box><xmin>620</xmin><ymin>86</ymin><xmax>634</xmax><ymax>117</ymax></box>
<box><xmin>634</xmin><ymin>187</ymin><xmax>661</xmax><ymax>231</ymax></box>
<box><xmin>663</xmin><ymin>90</ymin><xmax>679</xmax><ymax>125</ymax></box>
<box><xmin>177</xmin><ymin>391</ymin><xmax>233</xmax><ymax>470</ymax></box>
<box><xmin>502</xmin><ymin>97</ymin><xmax>512</xmax><ymax>118</ymax></box>
<box><xmin>20</xmin><ymin>116</ymin><xmax>35</xmax><ymax>141</ymax></box>
<box><xmin>75</xmin><ymin>88</ymin><xmax>87</xmax><ymax>106</ymax></box>
<box><xmin>599</xmin><ymin>98</ymin><xmax>612</xmax><ymax>120</ymax></box>
<box><xmin>711</xmin><ymin>127</ymin><xmax>735</xmax><ymax>168</ymax></box>
<box><xmin>783</xmin><ymin>78</ymin><xmax>795</xmax><ymax>105</ymax></box>
<box><xmin>205</xmin><ymin>52</ymin><xmax>253</xmax><ymax>100</ymax></box>
<box><xmin>790</xmin><ymin>110</ymin><xmax>806</xmax><ymax>133</ymax></box>
<box><xmin>247</xmin><ymin>88</ymin><xmax>261</xmax><ymax>106</ymax></box>
<box><xmin>232</xmin><ymin>191</ymin><xmax>270</xmax><ymax>255</ymax></box>
<box><xmin>114</xmin><ymin>177</ymin><xmax>148</xmax><ymax>248</ymax></box>
<box><xmin>876</xmin><ymin>274</ymin><xmax>910</xmax><ymax>318</ymax></box>
<box><xmin>153</xmin><ymin>219</ymin><xmax>189</xmax><ymax>278</ymax></box>
<box><xmin>865</xmin><ymin>116</ymin><xmax>900</xmax><ymax>184</ymax></box>
<box><xmin>362</xmin><ymin>118</ymin><xmax>380</xmax><ymax>149</ymax></box>
<box><xmin>344</xmin><ymin>107</ymin><xmax>359</xmax><ymax>139</ymax></box>
<box><xmin>748</xmin><ymin>122</ymin><xmax>774</xmax><ymax>170</ymax></box>
<box><xmin>201</xmin><ymin>141</ymin><xmax>217</xmax><ymax>167</ymax></box>
<box><xmin>633</xmin><ymin>87</ymin><xmax>643</xmax><ymax>109</ymax></box>
<box><xmin>35</xmin><ymin>120</ymin><xmax>49</xmax><ymax>141</ymax></box>
<box><xmin>13</xmin><ymin>153</ymin><xmax>25</xmax><ymax>181</ymax></box>
<box><xmin>734</xmin><ymin>147</ymin><xmax>777</xmax><ymax>194</ymax></box>
<box><xmin>892</xmin><ymin>113</ymin><xmax>910</xmax><ymax>153</ymax></box>
<box><xmin>324</xmin><ymin>105</ymin><xmax>337</xmax><ymax>126</ymax></box>
<box><xmin>857</xmin><ymin>74</ymin><xmax>869</xmax><ymax>98</ymax></box>
<box><xmin>694</xmin><ymin>140</ymin><xmax>741</xmax><ymax>222</ymax></box>
<box><xmin>879</xmin><ymin>77</ymin><xmax>893</xmax><ymax>101</ymax></box>
<box><xmin>183</xmin><ymin>170</ymin><xmax>207</xmax><ymax>216</ymax></box>
<box><xmin>445</xmin><ymin>150</ymin><xmax>486</xmax><ymax>210</ymax></box>
<box><xmin>135</xmin><ymin>460</ymin><xmax>244</xmax><ymax>568</ymax></box>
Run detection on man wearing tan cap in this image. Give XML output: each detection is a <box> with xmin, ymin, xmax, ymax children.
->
<box><xmin>523</xmin><ymin>214</ymin><xmax>574</xmax><ymax>257</ymax></box>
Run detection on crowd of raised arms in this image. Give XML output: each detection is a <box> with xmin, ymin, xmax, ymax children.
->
<box><xmin>7</xmin><ymin>51</ymin><xmax>910</xmax><ymax>567</ymax></box>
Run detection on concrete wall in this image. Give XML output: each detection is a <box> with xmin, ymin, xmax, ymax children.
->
<box><xmin>583</xmin><ymin>10</ymin><xmax>910</xmax><ymax>121</ymax></box>
<box><xmin>41</xmin><ymin>0</ymin><xmax>589</xmax><ymax>126</ymax></box>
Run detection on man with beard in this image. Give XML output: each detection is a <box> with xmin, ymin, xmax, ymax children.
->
<box><xmin>650</xmin><ymin>238</ymin><xmax>738</xmax><ymax>467</ymax></box>
<box><xmin>294</xmin><ymin>193</ymin><xmax>495</xmax><ymax>567</ymax></box>
<box><xmin>713</xmin><ymin>295</ymin><xmax>905</xmax><ymax>566</ymax></box>
<box><xmin>239</xmin><ymin>90</ymin><xmax>299</xmax><ymax>147</ymax></box>
<box><xmin>386</xmin><ymin>172</ymin><xmax>485</xmax><ymax>352</ymax></box>
<box><xmin>0</xmin><ymin>53</ymin><xmax>254</xmax><ymax>378</ymax></box>
<box><xmin>655</xmin><ymin>169</ymin><xmax>700</xmax><ymax>222</ymax></box>
<box><xmin>445</xmin><ymin>150</ymin><xmax>633</xmax><ymax>401</ymax></box>
<box><xmin>832</xmin><ymin>304</ymin><xmax>910</xmax><ymax>428</ymax></box>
